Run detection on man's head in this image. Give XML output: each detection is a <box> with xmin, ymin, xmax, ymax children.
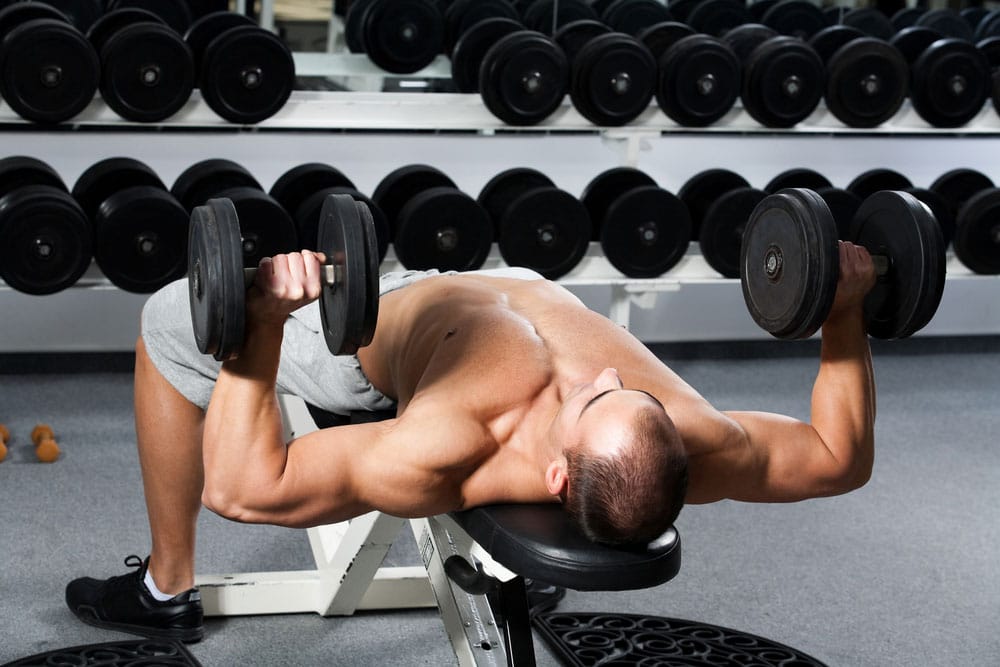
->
<box><xmin>546</xmin><ymin>368</ymin><xmax>688</xmax><ymax>546</ymax></box>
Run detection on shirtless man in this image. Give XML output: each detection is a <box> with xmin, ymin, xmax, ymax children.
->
<box><xmin>66</xmin><ymin>242</ymin><xmax>876</xmax><ymax>644</ymax></box>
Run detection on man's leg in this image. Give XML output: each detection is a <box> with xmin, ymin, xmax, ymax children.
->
<box><xmin>134</xmin><ymin>337</ymin><xmax>203</xmax><ymax>595</ymax></box>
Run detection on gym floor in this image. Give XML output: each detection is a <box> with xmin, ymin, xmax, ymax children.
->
<box><xmin>1</xmin><ymin>335</ymin><xmax>998</xmax><ymax>666</ymax></box>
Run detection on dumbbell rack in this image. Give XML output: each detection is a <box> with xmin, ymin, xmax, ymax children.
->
<box><xmin>2</xmin><ymin>47</ymin><xmax>1000</xmax><ymax>353</ymax></box>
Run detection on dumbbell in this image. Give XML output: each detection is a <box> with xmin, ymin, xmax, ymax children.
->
<box><xmin>978</xmin><ymin>35</ymin><xmax>1000</xmax><ymax>117</ymax></box>
<box><xmin>188</xmin><ymin>193</ymin><xmax>379</xmax><ymax>361</ymax></box>
<box><xmin>104</xmin><ymin>0</ymin><xmax>194</xmax><ymax>35</ymax></box>
<box><xmin>929</xmin><ymin>168</ymin><xmax>1000</xmax><ymax>274</ymax></box>
<box><xmin>171</xmin><ymin>159</ymin><xmax>298</xmax><ymax>268</ymax></box>
<box><xmin>477</xmin><ymin>167</ymin><xmax>590</xmax><ymax>279</ymax></box>
<box><xmin>183</xmin><ymin>11</ymin><xmax>295</xmax><ymax>124</ymax></box>
<box><xmin>636</xmin><ymin>21</ymin><xmax>740</xmax><ymax>127</ymax></box>
<box><xmin>0</xmin><ymin>156</ymin><xmax>93</xmax><ymax>295</ymax></box>
<box><xmin>552</xmin><ymin>20</ymin><xmax>656</xmax><ymax>126</ymax></box>
<box><xmin>371</xmin><ymin>165</ymin><xmax>492</xmax><ymax>272</ymax></box>
<box><xmin>721</xmin><ymin>23</ymin><xmax>824</xmax><ymax>128</ymax></box>
<box><xmin>890</xmin><ymin>26</ymin><xmax>991</xmax><ymax>128</ymax></box>
<box><xmin>448</xmin><ymin>12</ymin><xmax>568</xmax><ymax>124</ymax></box>
<box><xmin>677</xmin><ymin>169</ymin><xmax>767</xmax><ymax>278</ymax></box>
<box><xmin>580</xmin><ymin>167</ymin><xmax>690</xmax><ymax>278</ymax></box>
<box><xmin>31</xmin><ymin>423</ymin><xmax>60</xmax><ymax>463</ymax></box>
<box><xmin>0</xmin><ymin>423</ymin><xmax>8</xmax><ymax>463</ymax></box>
<box><xmin>71</xmin><ymin>157</ymin><xmax>189</xmax><ymax>293</ymax></box>
<box><xmin>268</xmin><ymin>162</ymin><xmax>391</xmax><ymax>264</ymax></box>
<box><xmin>84</xmin><ymin>8</ymin><xmax>195</xmax><ymax>122</ymax></box>
<box><xmin>742</xmin><ymin>187</ymin><xmax>946</xmax><ymax>340</ymax></box>
<box><xmin>345</xmin><ymin>0</ymin><xmax>443</xmax><ymax>74</ymax></box>
<box><xmin>0</xmin><ymin>2</ymin><xmax>100</xmax><ymax>124</ymax></box>
<box><xmin>807</xmin><ymin>25</ymin><xmax>908</xmax><ymax>128</ymax></box>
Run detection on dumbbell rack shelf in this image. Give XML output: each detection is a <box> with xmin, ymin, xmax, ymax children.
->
<box><xmin>2</xmin><ymin>87</ymin><xmax>999</xmax><ymax>354</ymax></box>
<box><xmin>3</xmin><ymin>87</ymin><xmax>1000</xmax><ymax>138</ymax></box>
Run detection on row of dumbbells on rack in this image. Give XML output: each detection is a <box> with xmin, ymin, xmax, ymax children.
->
<box><xmin>2</xmin><ymin>156</ymin><xmax>998</xmax><ymax>298</ymax></box>
<box><xmin>0</xmin><ymin>2</ymin><xmax>293</xmax><ymax>124</ymax></box>
<box><xmin>339</xmin><ymin>0</ymin><xmax>1000</xmax><ymax>128</ymax></box>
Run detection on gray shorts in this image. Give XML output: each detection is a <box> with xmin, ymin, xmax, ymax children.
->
<box><xmin>141</xmin><ymin>267</ymin><xmax>542</xmax><ymax>413</ymax></box>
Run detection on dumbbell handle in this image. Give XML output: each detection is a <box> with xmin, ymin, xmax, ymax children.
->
<box><xmin>241</xmin><ymin>265</ymin><xmax>340</xmax><ymax>288</ymax></box>
<box><xmin>871</xmin><ymin>254</ymin><xmax>890</xmax><ymax>276</ymax></box>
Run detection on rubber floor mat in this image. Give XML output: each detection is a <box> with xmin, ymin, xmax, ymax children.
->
<box><xmin>533</xmin><ymin>612</ymin><xmax>828</xmax><ymax>666</ymax></box>
<box><xmin>1</xmin><ymin>639</ymin><xmax>201</xmax><ymax>667</ymax></box>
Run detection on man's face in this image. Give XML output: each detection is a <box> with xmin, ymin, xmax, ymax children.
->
<box><xmin>555</xmin><ymin>368</ymin><xmax>663</xmax><ymax>459</ymax></box>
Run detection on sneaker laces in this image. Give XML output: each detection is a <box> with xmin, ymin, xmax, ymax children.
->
<box><xmin>106</xmin><ymin>554</ymin><xmax>146</xmax><ymax>591</ymax></box>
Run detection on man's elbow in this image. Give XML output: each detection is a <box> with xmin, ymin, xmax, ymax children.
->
<box><xmin>827</xmin><ymin>454</ymin><xmax>874</xmax><ymax>495</ymax></box>
<box><xmin>202</xmin><ymin>485</ymin><xmax>252</xmax><ymax>523</ymax></box>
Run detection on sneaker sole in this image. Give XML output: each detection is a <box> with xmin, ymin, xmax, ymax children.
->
<box><xmin>72</xmin><ymin>605</ymin><xmax>204</xmax><ymax>644</ymax></box>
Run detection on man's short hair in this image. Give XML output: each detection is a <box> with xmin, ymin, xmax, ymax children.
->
<box><xmin>564</xmin><ymin>407</ymin><xmax>688</xmax><ymax>546</ymax></box>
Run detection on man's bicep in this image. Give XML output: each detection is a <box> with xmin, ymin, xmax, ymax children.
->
<box><xmin>701</xmin><ymin>411</ymin><xmax>848</xmax><ymax>503</ymax></box>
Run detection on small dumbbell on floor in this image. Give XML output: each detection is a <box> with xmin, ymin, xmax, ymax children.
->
<box><xmin>740</xmin><ymin>188</ymin><xmax>946</xmax><ymax>341</ymax></box>
<box><xmin>31</xmin><ymin>424</ymin><xmax>60</xmax><ymax>463</ymax></box>
<box><xmin>0</xmin><ymin>423</ymin><xmax>9</xmax><ymax>463</ymax></box>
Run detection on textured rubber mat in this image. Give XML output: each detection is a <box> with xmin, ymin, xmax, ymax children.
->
<box><xmin>533</xmin><ymin>612</ymin><xmax>828</xmax><ymax>666</ymax></box>
<box><xmin>1</xmin><ymin>639</ymin><xmax>202</xmax><ymax>667</ymax></box>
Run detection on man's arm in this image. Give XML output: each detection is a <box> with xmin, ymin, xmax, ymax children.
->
<box><xmin>687</xmin><ymin>242</ymin><xmax>877</xmax><ymax>504</ymax></box>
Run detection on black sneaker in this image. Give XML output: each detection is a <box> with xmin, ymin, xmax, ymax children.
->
<box><xmin>66</xmin><ymin>555</ymin><xmax>204</xmax><ymax>643</ymax></box>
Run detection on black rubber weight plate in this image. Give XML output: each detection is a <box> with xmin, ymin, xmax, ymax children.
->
<box><xmin>534</xmin><ymin>612</ymin><xmax>829</xmax><ymax>667</ymax></box>
<box><xmin>318</xmin><ymin>193</ymin><xmax>374</xmax><ymax>356</ymax></box>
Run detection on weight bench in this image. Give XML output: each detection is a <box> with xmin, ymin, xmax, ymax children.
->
<box><xmin>195</xmin><ymin>396</ymin><xmax>681</xmax><ymax>666</ymax></box>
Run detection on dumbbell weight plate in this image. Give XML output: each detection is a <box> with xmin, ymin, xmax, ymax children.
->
<box><xmin>99</xmin><ymin>21</ymin><xmax>196</xmax><ymax>122</ymax></box>
<box><xmin>0</xmin><ymin>184</ymin><xmax>93</xmax><ymax>294</ymax></box>
<box><xmin>216</xmin><ymin>186</ymin><xmax>298</xmax><ymax>268</ymax></box>
<box><xmin>699</xmin><ymin>186</ymin><xmax>768</xmax><ymax>278</ymax></box>
<box><xmin>846</xmin><ymin>168</ymin><xmax>912</xmax><ymax>200</ymax></box>
<box><xmin>765</xmin><ymin>168</ymin><xmax>831</xmax><ymax>194</ymax></box>
<box><xmin>553</xmin><ymin>19</ymin><xmax>611</xmax><ymax>62</ymax></box>
<box><xmin>293</xmin><ymin>185</ymin><xmax>390</xmax><ymax>263</ymax></box>
<box><xmin>183</xmin><ymin>10</ymin><xmax>256</xmax><ymax>71</ymax></box>
<box><xmin>86</xmin><ymin>8</ymin><xmax>163</xmax><ymax>52</ymax></box>
<box><xmin>360</xmin><ymin>0</ymin><xmax>444</xmax><ymax>74</ymax></box>
<box><xmin>94</xmin><ymin>186</ymin><xmax>189</xmax><ymax>293</ymax></box>
<box><xmin>953</xmin><ymin>188</ymin><xmax>1000</xmax><ymax>274</ymax></box>
<box><xmin>188</xmin><ymin>197</ymin><xmax>245</xmax><ymax>360</ymax></box>
<box><xmin>637</xmin><ymin>21</ymin><xmax>695</xmax><ymax>59</ymax></box>
<box><xmin>891</xmin><ymin>8</ymin><xmax>926</xmax><ymax>33</ymax></box>
<box><xmin>0</xmin><ymin>156</ymin><xmax>66</xmax><ymax>197</ymax></box>
<box><xmin>451</xmin><ymin>17</ymin><xmax>523</xmax><ymax>94</ymax></box>
<box><xmin>929</xmin><ymin>167</ymin><xmax>995</xmax><ymax>223</ymax></box>
<box><xmin>678</xmin><ymin>168</ymin><xmax>750</xmax><ymax>239</ymax></box>
<box><xmin>761</xmin><ymin>0</ymin><xmax>827</xmax><ymax>39</ymax></box>
<box><xmin>0</xmin><ymin>15</ymin><xmax>100</xmax><ymax>124</ymax></box>
<box><xmin>478</xmin><ymin>167</ymin><xmax>557</xmax><ymax>234</ymax></box>
<box><xmin>106</xmin><ymin>0</ymin><xmax>193</xmax><ymax>35</ymax></box>
<box><xmin>904</xmin><ymin>187</ymin><xmax>956</xmax><ymax>247</ymax></box>
<box><xmin>916</xmin><ymin>8</ymin><xmax>973</xmax><ymax>42</ymax></box>
<box><xmin>842</xmin><ymin>8</ymin><xmax>894</xmax><ymax>41</ymax></box>
<box><xmin>497</xmin><ymin>187</ymin><xmax>590</xmax><ymax>279</ymax></box>
<box><xmin>889</xmin><ymin>26</ymin><xmax>943</xmax><ymax>66</ymax></box>
<box><xmin>849</xmin><ymin>191</ymin><xmax>945</xmax><ymax>339</ymax></box>
<box><xmin>826</xmin><ymin>38</ymin><xmax>908</xmax><ymax>128</ymax></box>
<box><xmin>171</xmin><ymin>158</ymin><xmax>262</xmax><ymax>211</ymax></box>
<box><xmin>601</xmin><ymin>0</ymin><xmax>673</xmax><ymax>36</ymax></box>
<box><xmin>269</xmin><ymin>163</ymin><xmax>356</xmax><ymax>217</ymax></box>
<box><xmin>580</xmin><ymin>167</ymin><xmax>657</xmax><ymax>240</ymax></box>
<box><xmin>911</xmin><ymin>38</ymin><xmax>991</xmax><ymax>128</ymax></box>
<box><xmin>523</xmin><ymin>0</ymin><xmax>597</xmax><ymax>34</ymax></box>
<box><xmin>318</xmin><ymin>194</ymin><xmax>379</xmax><ymax>355</ymax></box>
<box><xmin>570</xmin><ymin>33</ymin><xmax>656</xmax><ymax>126</ymax></box>
<box><xmin>656</xmin><ymin>34</ymin><xmax>741</xmax><ymax>127</ymax></box>
<box><xmin>479</xmin><ymin>30</ymin><xmax>569</xmax><ymax>126</ymax></box>
<box><xmin>372</xmin><ymin>164</ymin><xmax>456</xmax><ymax>236</ymax></box>
<box><xmin>687</xmin><ymin>0</ymin><xmax>751</xmax><ymax>38</ymax></box>
<box><xmin>742</xmin><ymin>36</ymin><xmax>824</xmax><ymax>128</ymax></box>
<box><xmin>444</xmin><ymin>0</ymin><xmax>519</xmax><ymax>54</ymax></box>
<box><xmin>721</xmin><ymin>23</ymin><xmax>779</xmax><ymax>61</ymax></box>
<box><xmin>394</xmin><ymin>187</ymin><xmax>493</xmax><ymax>271</ymax></box>
<box><xmin>601</xmin><ymin>186</ymin><xmax>691</xmax><ymax>278</ymax></box>
<box><xmin>815</xmin><ymin>186</ymin><xmax>862</xmax><ymax>240</ymax></box>
<box><xmin>72</xmin><ymin>157</ymin><xmax>165</xmax><ymax>220</ymax></box>
<box><xmin>200</xmin><ymin>25</ymin><xmax>295</xmax><ymax>124</ymax></box>
<box><xmin>740</xmin><ymin>188</ymin><xmax>840</xmax><ymax>340</ymax></box>
<box><xmin>36</xmin><ymin>0</ymin><xmax>103</xmax><ymax>33</ymax></box>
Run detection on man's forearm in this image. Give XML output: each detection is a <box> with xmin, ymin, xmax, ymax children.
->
<box><xmin>810</xmin><ymin>310</ymin><xmax>876</xmax><ymax>483</ymax></box>
<box><xmin>202</xmin><ymin>321</ymin><xmax>289</xmax><ymax>512</ymax></box>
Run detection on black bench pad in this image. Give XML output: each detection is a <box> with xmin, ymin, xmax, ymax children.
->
<box><xmin>449</xmin><ymin>505</ymin><xmax>680</xmax><ymax>592</ymax></box>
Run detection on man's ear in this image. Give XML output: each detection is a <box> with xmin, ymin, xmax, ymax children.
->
<box><xmin>545</xmin><ymin>459</ymin><xmax>568</xmax><ymax>499</ymax></box>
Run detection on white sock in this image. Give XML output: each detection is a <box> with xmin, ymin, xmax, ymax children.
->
<box><xmin>144</xmin><ymin>569</ymin><xmax>178</xmax><ymax>602</ymax></box>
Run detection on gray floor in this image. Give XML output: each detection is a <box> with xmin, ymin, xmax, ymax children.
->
<box><xmin>1</xmin><ymin>337</ymin><xmax>998</xmax><ymax>666</ymax></box>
